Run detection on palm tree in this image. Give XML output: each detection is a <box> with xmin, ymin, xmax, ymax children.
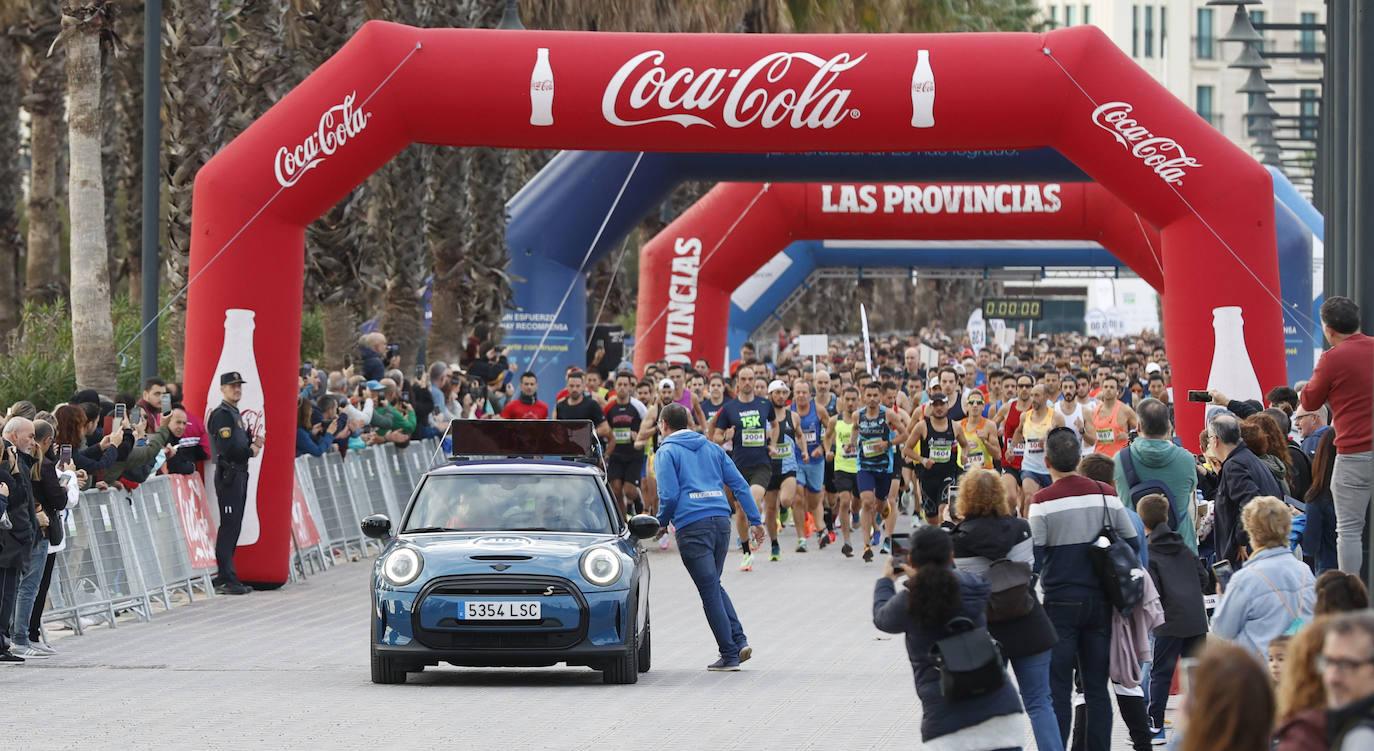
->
<box><xmin>0</xmin><ymin>5</ymin><xmax>24</xmax><ymax>350</ymax></box>
<box><xmin>54</xmin><ymin>1</ymin><xmax>119</xmax><ymax>396</ymax></box>
<box><xmin>163</xmin><ymin>0</ymin><xmax>229</xmax><ymax>378</ymax></box>
<box><xmin>18</xmin><ymin>0</ymin><xmax>65</xmax><ymax>305</ymax></box>
<box><xmin>107</xmin><ymin>0</ymin><xmax>143</xmax><ymax>296</ymax></box>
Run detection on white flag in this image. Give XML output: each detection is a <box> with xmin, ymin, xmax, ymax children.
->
<box><xmin>860</xmin><ymin>304</ymin><xmax>874</xmax><ymax>376</ymax></box>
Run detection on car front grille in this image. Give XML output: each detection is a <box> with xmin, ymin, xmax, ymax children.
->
<box><xmin>412</xmin><ymin>575</ymin><xmax>587</xmax><ymax>651</ymax></box>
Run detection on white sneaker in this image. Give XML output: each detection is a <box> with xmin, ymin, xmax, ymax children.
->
<box><xmin>12</xmin><ymin>645</ymin><xmax>50</xmax><ymax>659</ymax></box>
<box><xmin>30</xmin><ymin>642</ymin><xmax>56</xmax><ymax>655</ymax></box>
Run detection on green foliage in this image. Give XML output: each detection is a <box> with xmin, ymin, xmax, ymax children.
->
<box><xmin>113</xmin><ymin>294</ymin><xmax>181</xmax><ymax>395</ymax></box>
<box><xmin>300</xmin><ymin>305</ymin><xmax>324</xmax><ymax>365</ymax></box>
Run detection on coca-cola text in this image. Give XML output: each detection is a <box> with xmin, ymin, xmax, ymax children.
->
<box><xmin>1090</xmin><ymin>101</ymin><xmax>1202</xmax><ymax>186</ymax></box>
<box><xmin>273</xmin><ymin>92</ymin><xmax>372</xmax><ymax>188</ymax></box>
<box><xmin>602</xmin><ymin>50</ymin><xmax>866</xmax><ymax>130</ymax></box>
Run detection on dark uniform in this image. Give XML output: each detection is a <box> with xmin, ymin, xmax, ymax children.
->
<box><xmin>207</xmin><ymin>372</ymin><xmax>255</xmax><ymax>588</ymax></box>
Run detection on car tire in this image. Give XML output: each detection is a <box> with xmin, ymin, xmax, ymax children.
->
<box><xmin>636</xmin><ymin>615</ymin><xmax>651</xmax><ymax>673</ymax></box>
<box><xmin>370</xmin><ymin>643</ymin><xmax>407</xmax><ymax>685</ymax></box>
<box><xmin>602</xmin><ymin>622</ymin><xmax>639</xmax><ymax>684</ymax></box>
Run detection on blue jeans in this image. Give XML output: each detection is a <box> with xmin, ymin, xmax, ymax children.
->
<box><xmin>1012</xmin><ymin>648</ymin><xmax>1063</xmax><ymax>751</ymax></box>
<box><xmin>12</xmin><ymin>538</ymin><xmax>49</xmax><ymax>646</ymax></box>
<box><xmin>1045</xmin><ymin>594</ymin><xmax>1114</xmax><ymax>751</ymax></box>
<box><xmin>676</xmin><ymin>516</ymin><xmax>746</xmax><ymax>659</ymax></box>
<box><xmin>1148</xmin><ymin>633</ymin><xmax>1204</xmax><ymax>730</ymax></box>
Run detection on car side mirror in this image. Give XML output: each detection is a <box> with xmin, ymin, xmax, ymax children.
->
<box><xmin>627</xmin><ymin>514</ymin><xmax>660</xmax><ymax>540</ymax></box>
<box><xmin>361</xmin><ymin>514</ymin><xmax>392</xmax><ymax>539</ymax></box>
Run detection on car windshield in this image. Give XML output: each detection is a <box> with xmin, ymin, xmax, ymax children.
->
<box><xmin>402</xmin><ymin>473</ymin><xmax>615</xmax><ymax>534</ymax></box>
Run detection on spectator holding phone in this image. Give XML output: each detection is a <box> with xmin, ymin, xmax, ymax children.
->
<box><xmin>1212</xmin><ymin>496</ymin><xmax>1315</xmax><ymax>663</ymax></box>
<box><xmin>295</xmin><ymin>396</ymin><xmax>332</xmax><ymax>457</ymax></box>
<box><xmin>54</xmin><ymin>405</ymin><xmax>116</xmax><ymax>481</ymax></box>
<box><xmin>10</xmin><ymin>419</ymin><xmax>81</xmax><ymax>659</ymax></box>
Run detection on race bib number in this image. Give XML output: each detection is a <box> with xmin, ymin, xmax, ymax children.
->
<box><xmin>1012</xmin><ymin>443</ymin><xmax>1025</xmax><ymax>457</ymax></box>
<box><xmin>862</xmin><ymin>439</ymin><xmax>885</xmax><ymax>458</ymax></box>
<box><xmin>771</xmin><ymin>443</ymin><xmax>792</xmax><ymax>460</ymax></box>
<box><xmin>841</xmin><ymin>443</ymin><xmax>859</xmax><ymax>459</ymax></box>
<box><xmin>1097</xmin><ymin>427</ymin><xmax>1115</xmax><ymax>442</ymax></box>
<box><xmin>1026</xmin><ymin>438</ymin><xmax>1044</xmax><ymax>454</ymax></box>
<box><xmin>803</xmin><ymin>430</ymin><xmax>818</xmax><ymax>445</ymax></box>
<box><xmin>966</xmin><ymin>450</ymin><xmax>985</xmax><ymax>469</ymax></box>
<box><xmin>613</xmin><ymin>428</ymin><xmax>633</xmax><ymax>444</ymax></box>
<box><xmin>930</xmin><ymin>441</ymin><xmax>952</xmax><ymax>462</ymax></box>
<box><xmin>742</xmin><ymin>428</ymin><xmax>766</xmax><ymax>447</ymax></box>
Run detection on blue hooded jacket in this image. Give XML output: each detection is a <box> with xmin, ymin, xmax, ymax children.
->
<box><xmin>654</xmin><ymin>429</ymin><xmax>762</xmax><ymax>529</ymax></box>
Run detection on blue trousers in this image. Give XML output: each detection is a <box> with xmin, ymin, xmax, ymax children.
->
<box><xmin>1045</xmin><ymin>594</ymin><xmax>1114</xmax><ymax>751</ymax></box>
<box><xmin>1012</xmin><ymin>648</ymin><xmax>1064</xmax><ymax>751</ymax></box>
<box><xmin>676</xmin><ymin>516</ymin><xmax>746</xmax><ymax>659</ymax></box>
<box><xmin>11</xmin><ymin>538</ymin><xmax>48</xmax><ymax>646</ymax></box>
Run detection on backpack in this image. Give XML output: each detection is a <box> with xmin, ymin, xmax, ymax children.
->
<box><xmin>1119</xmin><ymin>446</ymin><xmax>1180</xmax><ymax>531</ymax></box>
<box><xmin>930</xmin><ymin>616</ymin><xmax>1007</xmax><ymax>701</ymax></box>
<box><xmin>984</xmin><ymin>557</ymin><xmax>1035</xmax><ymax>622</ymax></box>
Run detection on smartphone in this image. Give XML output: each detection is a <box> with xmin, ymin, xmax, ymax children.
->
<box><xmin>59</xmin><ymin>445</ymin><xmax>72</xmax><ymax>465</ymax></box>
<box><xmin>130</xmin><ymin>406</ymin><xmax>143</xmax><ymax>425</ymax></box>
<box><xmin>161</xmin><ymin>393</ymin><xmax>172</xmax><ymax>415</ymax></box>
<box><xmin>113</xmin><ymin>403</ymin><xmax>127</xmax><ymax>422</ymax></box>
<box><xmin>301</xmin><ymin>362</ymin><xmax>313</xmax><ymax>377</ymax></box>
<box><xmin>1212</xmin><ymin>560</ymin><xmax>1235</xmax><ymax>591</ymax></box>
<box><xmin>1187</xmin><ymin>390</ymin><xmax>1212</xmax><ymax>403</ymax></box>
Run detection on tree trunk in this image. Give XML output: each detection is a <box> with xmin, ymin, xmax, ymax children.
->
<box><xmin>319</xmin><ymin>291</ymin><xmax>359</xmax><ymax>372</ymax></box>
<box><xmin>379</xmin><ymin>145</ymin><xmax>427</xmax><ymax>376</ymax></box>
<box><xmin>424</xmin><ymin>142</ymin><xmax>467</xmax><ymax>366</ymax></box>
<box><xmin>111</xmin><ymin>0</ymin><xmax>144</xmax><ymax>297</ymax></box>
<box><xmin>64</xmin><ymin>7</ymin><xmax>117</xmax><ymax>396</ymax></box>
<box><xmin>21</xmin><ymin>42</ymin><xmax>65</xmax><ymax>305</ymax></box>
<box><xmin>0</xmin><ymin>30</ymin><xmax>22</xmax><ymax>351</ymax></box>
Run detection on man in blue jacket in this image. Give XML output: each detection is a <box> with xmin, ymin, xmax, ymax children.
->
<box><xmin>655</xmin><ymin>402</ymin><xmax>766</xmax><ymax>671</ymax></box>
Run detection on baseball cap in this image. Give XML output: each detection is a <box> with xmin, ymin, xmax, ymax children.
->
<box><xmin>928</xmin><ymin>391</ymin><xmax>949</xmax><ymax>403</ymax></box>
<box><xmin>658</xmin><ymin>378</ymin><xmax>675</xmax><ymax>390</ymax></box>
<box><xmin>220</xmin><ymin>372</ymin><xmax>246</xmax><ymax>386</ymax></box>
<box><xmin>768</xmin><ymin>379</ymin><xmax>790</xmax><ymax>393</ymax></box>
<box><xmin>365</xmin><ymin>379</ymin><xmax>384</xmax><ymax>391</ymax></box>
<box><xmin>1145</xmin><ymin>362</ymin><xmax>1162</xmax><ymax>374</ymax></box>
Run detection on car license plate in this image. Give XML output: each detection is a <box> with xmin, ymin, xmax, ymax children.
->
<box><xmin>458</xmin><ymin>600</ymin><xmax>542</xmax><ymax>620</ymax></box>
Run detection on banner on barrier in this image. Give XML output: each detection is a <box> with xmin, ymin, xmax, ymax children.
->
<box><xmin>171</xmin><ymin>474</ymin><xmax>218</xmax><ymax>570</ymax></box>
<box><xmin>291</xmin><ymin>476</ymin><xmax>322</xmax><ymax>549</ymax></box>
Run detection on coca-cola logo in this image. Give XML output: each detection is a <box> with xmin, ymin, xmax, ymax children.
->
<box><xmin>531</xmin><ymin>80</ymin><xmax>553</xmax><ymax>92</ymax></box>
<box><xmin>273</xmin><ymin>91</ymin><xmax>372</xmax><ymax>188</ymax></box>
<box><xmin>602</xmin><ymin>50</ymin><xmax>866</xmax><ymax>129</ymax></box>
<box><xmin>1091</xmin><ymin>102</ymin><xmax>1202</xmax><ymax>186</ymax></box>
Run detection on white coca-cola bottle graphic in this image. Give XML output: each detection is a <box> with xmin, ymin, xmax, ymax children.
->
<box><xmin>203</xmin><ymin>308</ymin><xmax>266</xmax><ymax>546</ymax></box>
<box><xmin>911</xmin><ymin>49</ymin><xmax>935</xmax><ymax>128</ymax></box>
<box><xmin>530</xmin><ymin>47</ymin><xmax>554</xmax><ymax>126</ymax></box>
<box><xmin>1205</xmin><ymin>306</ymin><xmax>1264</xmax><ymax>422</ymax></box>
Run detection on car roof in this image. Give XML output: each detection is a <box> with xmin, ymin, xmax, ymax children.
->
<box><xmin>425</xmin><ymin>459</ymin><xmax>604</xmax><ymax>478</ymax></box>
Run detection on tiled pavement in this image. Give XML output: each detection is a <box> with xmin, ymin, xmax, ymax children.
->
<box><xmin>13</xmin><ymin>525</ymin><xmax>1157</xmax><ymax>750</ymax></box>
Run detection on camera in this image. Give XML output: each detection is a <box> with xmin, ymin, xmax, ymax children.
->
<box><xmin>387</xmin><ymin>344</ymin><xmax>399</xmax><ymax>357</ymax></box>
<box><xmin>1186</xmin><ymin>390</ymin><xmax>1212</xmax><ymax>403</ymax></box>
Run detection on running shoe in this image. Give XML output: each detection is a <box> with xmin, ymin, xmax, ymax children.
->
<box><xmin>841</xmin><ymin>542</ymin><xmax>854</xmax><ymax>558</ymax></box>
<box><xmin>769</xmin><ymin>540</ymin><xmax>781</xmax><ymax>561</ymax></box>
<box><xmin>828</xmin><ymin>530</ymin><xmax>836</xmax><ymax>544</ymax></box>
<box><xmin>658</xmin><ymin>532</ymin><xmax>671</xmax><ymax>551</ymax></box>
<box><xmin>779</xmin><ymin>508</ymin><xmax>792</xmax><ymax>527</ymax></box>
<box><xmin>817</xmin><ymin>531</ymin><xmax>829</xmax><ymax>550</ymax></box>
<box><xmin>740</xmin><ymin>551</ymin><xmax>754</xmax><ymax>571</ymax></box>
<box><xmin>862</xmin><ymin>546</ymin><xmax>874</xmax><ymax>563</ymax></box>
<box><xmin>851</xmin><ymin>512</ymin><xmax>861</xmax><ymax>527</ymax></box>
<box><xmin>871</xmin><ymin>528</ymin><xmax>882</xmax><ymax>547</ymax></box>
<box><xmin>1150</xmin><ymin>727</ymin><xmax>1166</xmax><ymax>746</ymax></box>
<box><xmin>880</xmin><ymin>538</ymin><xmax>892</xmax><ymax>555</ymax></box>
<box><xmin>804</xmin><ymin>513</ymin><xmax>815</xmax><ymax>537</ymax></box>
<box><xmin>795</xmin><ymin>538</ymin><xmax>808</xmax><ymax>553</ymax></box>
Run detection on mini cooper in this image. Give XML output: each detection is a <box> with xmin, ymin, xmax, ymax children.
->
<box><xmin>362</xmin><ymin>420</ymin><xmax>659</xmax><ymax>684</ymax></box>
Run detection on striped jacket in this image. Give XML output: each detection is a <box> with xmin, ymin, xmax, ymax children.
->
<box><xmin>1029</xmin><ymin>475</ymin><xmax>1141</xmax><ymax>600</ymax></box>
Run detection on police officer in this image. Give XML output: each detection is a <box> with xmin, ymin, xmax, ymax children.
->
<box><xmin>207</xmin><ymin>372</ymin><xmax>261</xmax><ymax>595</ymax></box>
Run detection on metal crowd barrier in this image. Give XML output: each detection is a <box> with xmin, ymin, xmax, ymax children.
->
<box><xmin>42</xmin><ymin>439</ymin><xmax>441</xmax><ymax>637</ymax></box>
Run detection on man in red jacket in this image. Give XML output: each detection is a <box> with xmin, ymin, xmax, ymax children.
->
<box><xmin>500</xmin><ymin>371</ymin><xmax>550</xmax><ymax>420</ymax></box>
<box><xmin>1300</xmin><ymin>296</ymin><xmax>1373</xmax><ymax>574</ymax></box>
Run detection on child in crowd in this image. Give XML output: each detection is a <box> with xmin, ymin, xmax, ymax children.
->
<box><xmin>1139</xmin><ymin>493</ymin><xmax>1209</xmax><ymax>744</ymax></box>
<box><xmin>1268</xmin><ymin>634</ymin><xmax>1291</xmax><ymax>684</ymax></box>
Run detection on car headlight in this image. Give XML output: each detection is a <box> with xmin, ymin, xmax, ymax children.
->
<box><xmin>580</xmin><ymin>547</ymin><xmax>622</xmax><ymax>587</ymax></box>
<box><xmin>382</xmin><ymin>547</ymin><xmax>423</xmax><ymax>587</ymax></box>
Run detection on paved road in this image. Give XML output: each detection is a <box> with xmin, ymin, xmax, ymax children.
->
<box><xmin>16</xmin><ymin>527</ymin><xmax>1155</xmax><ymax>749</ymax></box>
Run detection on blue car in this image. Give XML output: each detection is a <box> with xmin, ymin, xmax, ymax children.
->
<box><xmin>362</xmin><ymin>421</ymin><xmax>659</xmax><ymax>685</ymax></box>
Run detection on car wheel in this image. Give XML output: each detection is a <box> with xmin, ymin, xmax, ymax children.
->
<box><xmin>370</xmin><ymin>643</ymin><xmax>407</xmax><ymax>685</ymax></box>
<box><xmin>602</xmin><ymin>622</ymin><xmax>639</xmax><ymax>684</ymax></box>
<box><xmin>636</xmin><ymin>615</ymin><xmax>651</xmax><ymax>673</ymax></box>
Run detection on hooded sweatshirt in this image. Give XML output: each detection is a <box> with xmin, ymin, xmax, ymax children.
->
<box><xmin>1145</xmin><ymin>525</ymin><xmax>1209</xmax><ymax>638</ymax></box>
<box><xmin>1114</xmin><ymin>437</ymin><xmax>1200</xmax><ymax>552</ymax></box>
<box><xmin>653</xmin><ymin>429</ymin><xmax>762</xmax><ymax>530</ymax></box>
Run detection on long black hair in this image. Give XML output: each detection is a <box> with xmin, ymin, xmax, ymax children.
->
<box><xmin>1305</xmin><ymin>428</ymin><xmax>1337</xmax><ymax>503</ymax></box>
<box><xmin>905</xmin><ymin>526</ymin><xmax>961</xmax><ymax>628</ymax></box>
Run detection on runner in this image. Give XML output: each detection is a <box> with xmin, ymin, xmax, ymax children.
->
<box><xmin>1011</xmin><ymin>383</ymin><xmax>1066</xmax><ymax>512</ymax></box>
<box><xmin>708</xmin><ymin>365</ymin><xmax>779</xmax><ymax>571</ymax></box>
<box><xmin>879</xmin><ymin>381</ymin><xmax>911</xmax><ymax>543</ymax></box>
<box><xmin>603</xmin><ymin>372</ymin><xmax>645</xmax><ymax>517</ymax></box>
<box><xmin>554</xmin><ymin>370</ymin><xmax>611</xmax><ymax>441</ymax></box>
<box><xmin>959</xmin><ymin>390</ymin><xmax>1001</xmax><ymax>473</ymax></box>
<box><xmin>763</xmin><ymin>380</ymin><xmax>805</xmax><ymax>561</ymax></box>
<box><xmin>850</xmin><ymin>382</ymin><xmax>895</xmax><ymax>563</ymax></box>
<box><xmin>1091</xmin><ymin>374</ymin><xmax>1139</xmax><ymax>458</ymax></box>
<box><xmin>824</xmin><ymin>386</ymin><xmax>861</xmax><ymax>558</ymax></box>
<box><xmin>1054</xmin><ymin>374</ymin><xmax>1097</xmax><ymax>457</ymax></box>
<box><xmin>667</xmin><ymin>363</ymin><xmax>709</xmax><ymax>427</ymax></box>
<box><xmin>902</xmin><ymin>389</ymin><xmax>968</xmax><ymax>525</ymax></box>
<box><xmin>995</xmin><ymin>373</ymin><xmax>1034</xmax><ymax>514</ymax></box>
<box><xmin>792</xmin><ymin>379</ymin><xmax>830</xmax><ymax>551</ymax></box>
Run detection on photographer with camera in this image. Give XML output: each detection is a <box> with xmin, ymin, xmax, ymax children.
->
<box><xmin>358</xmin><ymin>332</ymin><xmax>388</xmax><ymax>382</ymax></box>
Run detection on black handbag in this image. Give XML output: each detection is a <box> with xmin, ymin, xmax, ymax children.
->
<box><xmin>930</xmin><ymin>616</ymin><xmax>1007</xmax><ymax>701</ymax></box>
<box><xmin>1087</xmin><ymin>493</ymin><xmax>1145</xmax><ymax>615</ymax></box>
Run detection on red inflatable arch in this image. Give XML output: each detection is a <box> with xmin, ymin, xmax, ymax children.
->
<box><xmin>187</xmin><ymin>21</ymin><xmax>1281</xmax><ymax>583</ymax></box>
<box><xmin>634</xmin><ymin>180</ymin><xmax>1163</xmax><ymax>371</ymax></box>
